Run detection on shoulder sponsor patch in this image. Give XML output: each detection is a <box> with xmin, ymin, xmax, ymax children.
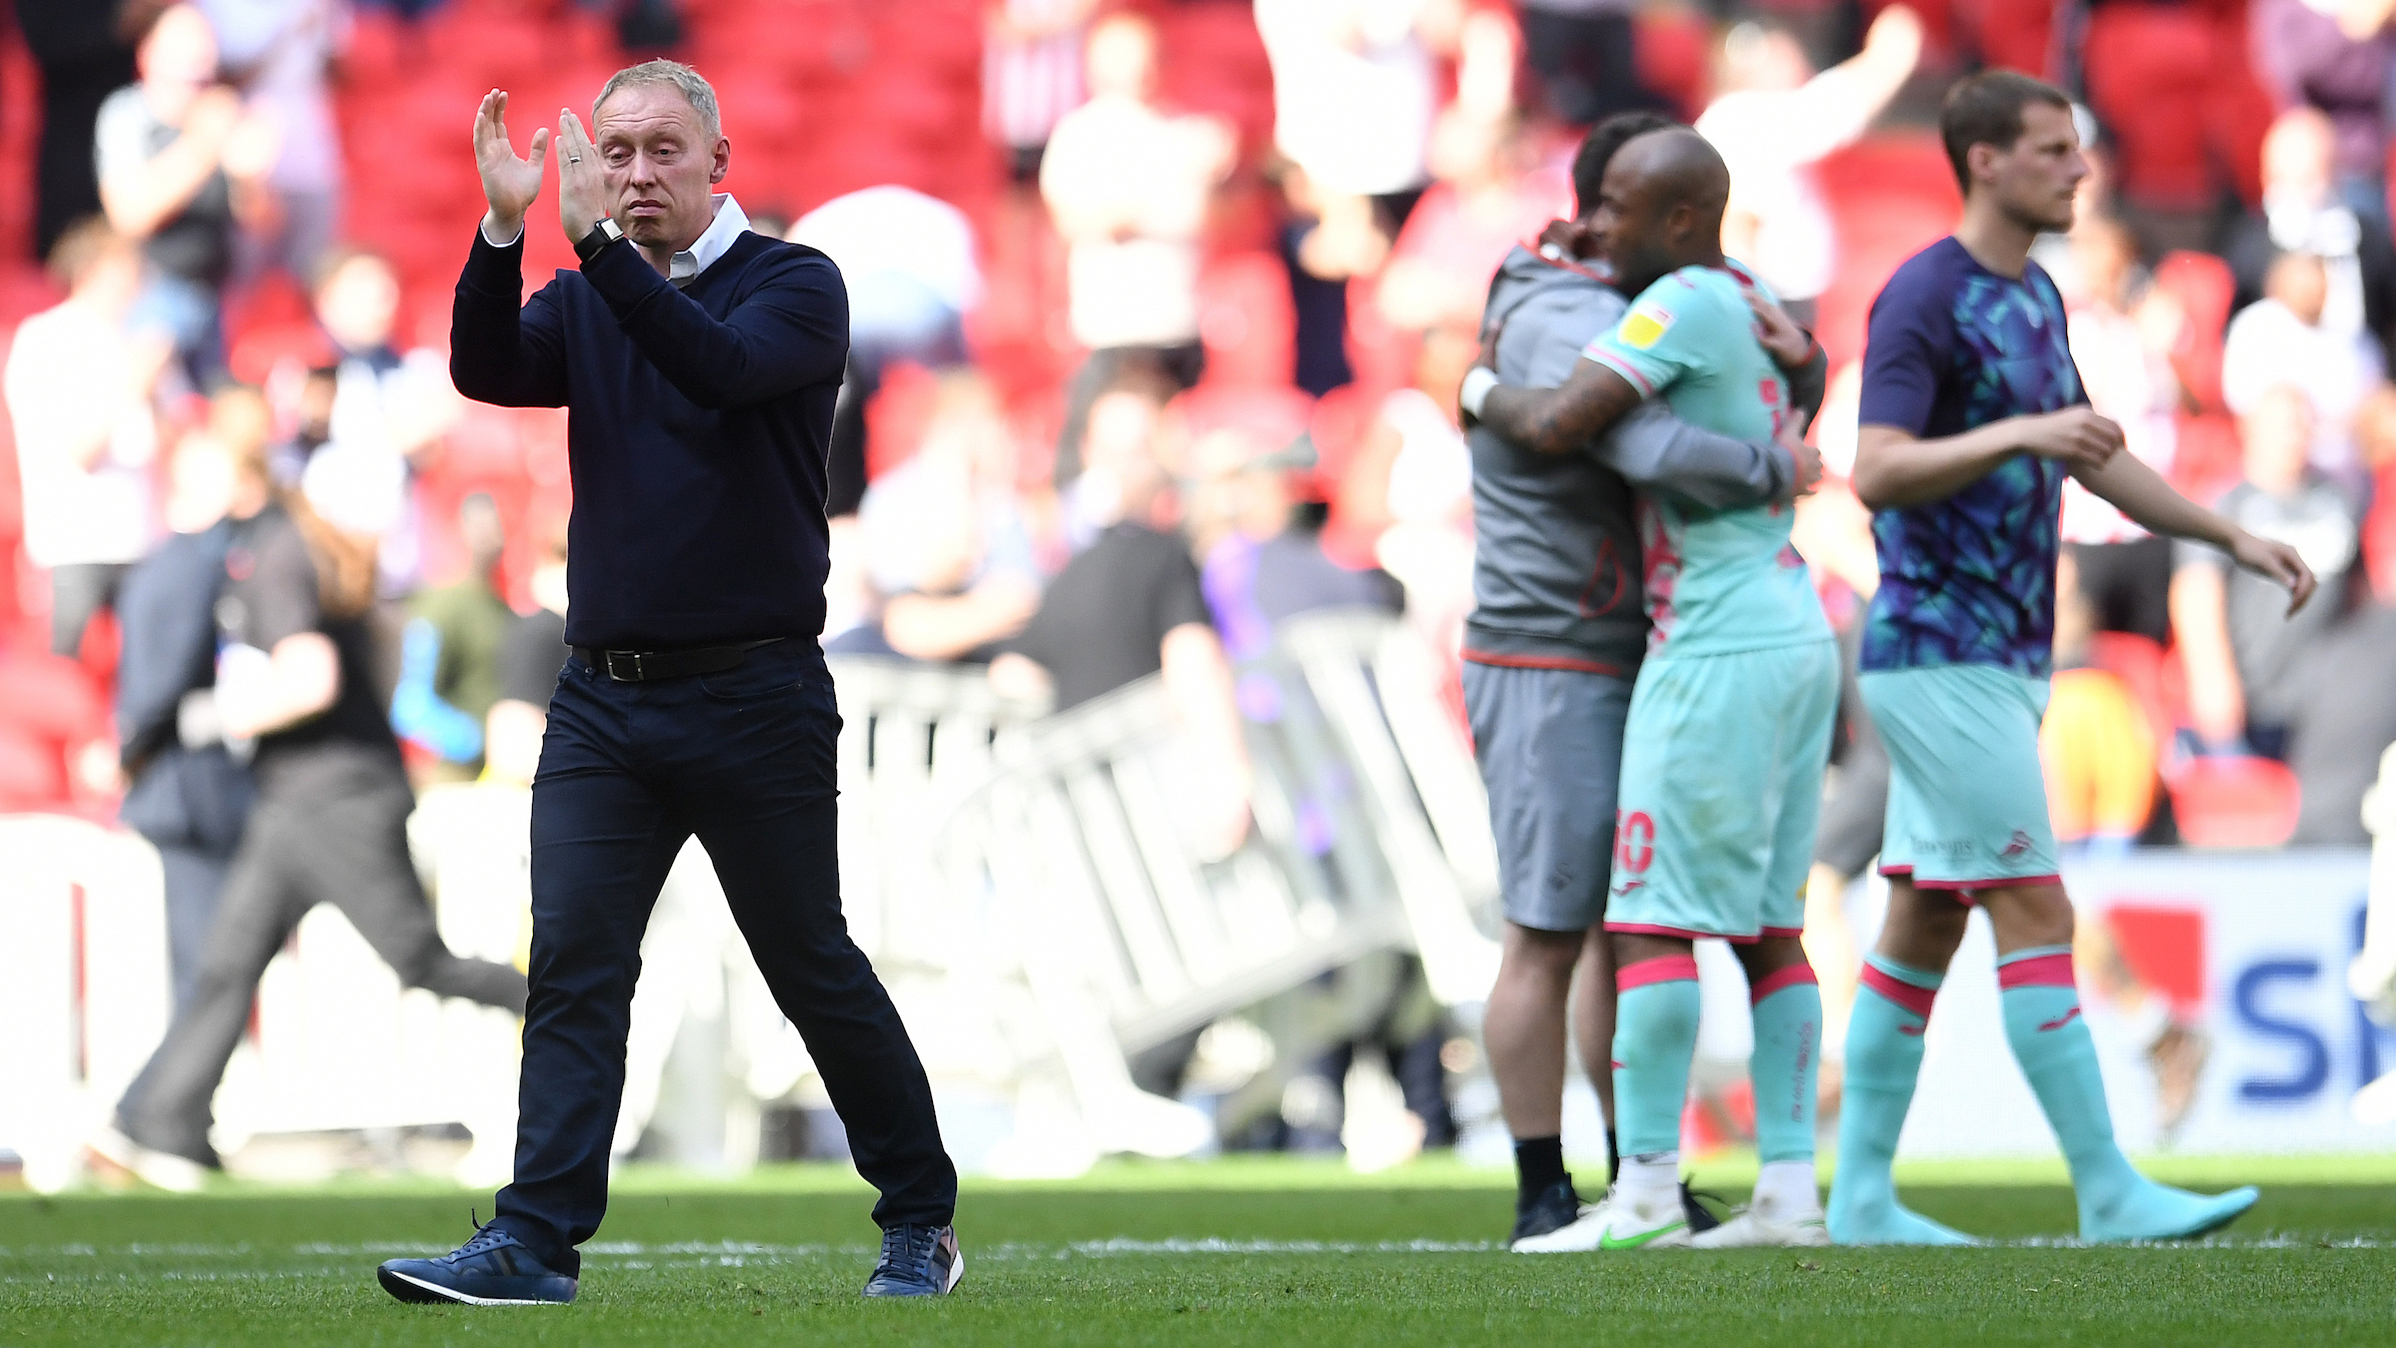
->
<box><xmin>1616</xmin><ymin>303</ymin><xmax>1673</xmax><ymax>350</ymax></box>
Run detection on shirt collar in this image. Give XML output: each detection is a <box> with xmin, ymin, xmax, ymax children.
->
<box><xmin>670</xmin><ymin>194</ymin><xmax>751</xmax><ymax>285</ymax></box>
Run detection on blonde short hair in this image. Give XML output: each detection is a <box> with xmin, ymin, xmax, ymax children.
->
<box><xmin>594</xmin><ymin>59</ymin><xmax>721</xmax><ymax>140</ymax></box>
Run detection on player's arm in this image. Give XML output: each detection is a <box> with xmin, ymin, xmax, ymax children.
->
<box><xmin>1850</xmin><ymin>409</ymin><xmax>2121</xmax><ymax>509</ymax></box>
<box><xmin>1469</xmin><ymin>356</ymin><xmax>1647</xmax><ymax>457</ymax></box>
<box><xmin>2072</xmin><ymin>451</ymin><xmax>2318</xmax><ymax>614</ymax></box>
<box><xmin>1599</xmin><ymin>401</ymin><xmax>1817</xmax><ymax>508</ymax></box>
<box><xmin>1851</xmin><ymin>260</ymin><xmax>2120</xmax><ymax>508</ymax></box>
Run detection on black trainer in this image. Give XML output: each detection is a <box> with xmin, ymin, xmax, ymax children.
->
<box><xmin>1509</xmin><ymin>1179</ymin><xmax>1585</xmax><ymax>1246</ymax></box>
<box><xmin>862</xmin><ymin>1223</ymin><xmax>963</xmax><ymax>1297</ymax></box>
<box><xmin>1682</xmin><ymin>1182</ymin><xmax>1727</xmax><ymax>1234</ymax></box>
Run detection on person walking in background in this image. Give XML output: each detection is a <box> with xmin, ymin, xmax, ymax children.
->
<box><xmin>93</xmin><ymin>391</ymin><xmax>526</xmax><ymax>1194</ymax></box>
<box><xmin>113</xmin><ymin>392</ymin><xmax>267</xmax><ymax>1014</ymax></box>
<box><xmin>96</xmin><ymin>1</ymin><xmax>279</xmax><ymax>386</ymax></box>
<box><xmin>376</xmin><ymin>63</ymin><xmax>960</xmax><ymax>1305</ymax></box>
<box><xmin>391</xmin><ymin>493</ymin><xmax>516</xmax><ymax>782</ymax></box>
<box><xmin>1040</xmin><ymin>11</ymin><xmax>1234</xmax><ymax>481</ymax></box>
<box><xmin>4</xmin><ymin>218</ymin><xmax>167</xmax><ymax>658</ymax></box>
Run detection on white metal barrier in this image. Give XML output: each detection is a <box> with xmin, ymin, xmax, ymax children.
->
<box><xmin>1</xmin><ymin>613</ymin><xmax>1506</xmax><ymax>1185</ymax></box>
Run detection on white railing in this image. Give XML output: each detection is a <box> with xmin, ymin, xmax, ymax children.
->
<box><xmin>1</xmin><ymin>613</ymin><xmax>1506</xmax><ymax>1187</ymax></box>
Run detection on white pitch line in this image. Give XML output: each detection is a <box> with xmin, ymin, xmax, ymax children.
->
<box><xmin>2</xmin><ymin>1230</ymin><xmax>2385</xmax><ymax>1285</ymax></box>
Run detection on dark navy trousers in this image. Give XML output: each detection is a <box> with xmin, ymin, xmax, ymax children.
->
<box><xmin>491</xmin><ymin>640</ymin><xmax>956</xmax><ymax>1274</ymax></box>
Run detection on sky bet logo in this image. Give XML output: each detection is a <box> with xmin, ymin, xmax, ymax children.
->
<box><xmin>2231</xmin><ymin>905</ymin><xmax>2396</xmax><ymax>1103</ymax></box>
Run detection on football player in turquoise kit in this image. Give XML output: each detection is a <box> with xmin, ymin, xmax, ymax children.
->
<box><xmin>1465</xmin><ymin>125</ymin><xmax>1836</xmax><ymax>1250</ymax></box>
<box><xmin>1832</xmin><ymin>70</ymin><xmax>2313</xmax><ymax>1245</ymax></box>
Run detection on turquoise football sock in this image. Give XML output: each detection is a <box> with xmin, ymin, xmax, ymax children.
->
<box><xmin>1748</xmin><ymin>964</ymin><xmax>1822</xmax><ymax>1165</ymax></box>
<box><xmin>1996</xmin><ymin>946</ymin><xmax>2141</xmax><ymax>1210</ymax></box>
<box><xmin>1827</xmin><ymin>953</ymin><xmax>1974</xmax><ymax>1244</ymax></box>
<box><xmin>1611</xmin><ymin>954</ymin><xmax>1703</xmax><ymax>1160</ymax></box>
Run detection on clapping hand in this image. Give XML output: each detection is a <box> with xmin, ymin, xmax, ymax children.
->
<box><xmin>553</xmin><ymin>109</ymin><xmax>610</xmax><ymax>244</ymax></box>
<box><xmin>473</xmin><ymin>89</ymin><xmax>549</xmax><ymax>239</ymax></box>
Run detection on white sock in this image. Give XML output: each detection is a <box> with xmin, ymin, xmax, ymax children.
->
<box><xmin>1620</xmin><ymin>1152</ymin><xmax>1680</xmax><ymax>1213</ymax></box>
<box><xmin>1753</xmin><ymin>1159</ymin><xmax>1821</xmax><ymax>1216</ymax></box>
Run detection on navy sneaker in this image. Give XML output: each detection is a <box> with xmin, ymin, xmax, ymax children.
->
<box><xmin>377</xmin><ymin>1218</ymin><xmax>578</xmax><ymax>1306</ymax></box>
<box><xmin>862</xmin><ymin>1223</ymin><xmax>963</xmax><ymax>1297</ymax></box>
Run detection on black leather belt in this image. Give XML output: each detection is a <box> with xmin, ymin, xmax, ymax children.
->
<box><xmin>574</xmin><ymin>638</ymin><xmax>786</xmax><ymax>683</ymax></box>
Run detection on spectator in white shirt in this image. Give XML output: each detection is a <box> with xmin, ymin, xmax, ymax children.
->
<box><xmin>2222</xmin><ymin>249</ymin><xmax>2384</xmax><ymax>494</ymax></box>
<box><xmin>1695</xmin><ymin>5</ymin><xmax>1921</xmax><ymax>323</ymax></box>
<box><xmin>1040</xmin><ymin>11</ymin><xmax>1234</xmax><ymax>482</ymax></box>
<box><xmin>3</xmin><ymin>218</ymin><xmax>167</xmax><ymax>656</ymax></box>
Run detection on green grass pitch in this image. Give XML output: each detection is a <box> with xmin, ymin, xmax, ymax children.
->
<box><xmin>5</xmin><ymin>1156</ymin><xmax>2393</xmax><ymax>1347</ymax></box>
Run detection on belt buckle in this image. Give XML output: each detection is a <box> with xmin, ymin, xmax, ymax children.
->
<box><xmin>605</xmin><ymin>650</ymin><xmax>645</xmax><ymax>681</ymax></box>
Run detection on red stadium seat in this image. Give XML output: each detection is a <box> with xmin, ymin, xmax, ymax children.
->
<box><xmin>2086</xmin><ymin>630</ymin><xmax>2176</xmax><ymax>753</ymax></box>
<box><xmin>0</xmin><ymin>726</ymin><xmax>65</xmax><ymax>813</ymax></box>
<box><xmin>1634</xmin><ymin>7</ymin><xmax>1715</xmax><ymax>119</ymax></box>
<box><xmin>2366</xmin><ymin>461</ymin><xmax>2396</xmax><ymax>601</ymax></box>
<box><xmin>2081</xmin><ymin>5</ymin><xmax>2226</xmax><ymax>212</ymax></box>
<box><xmin>1962</xmin><ymin>0</ymin><xmax>2058</xmax><ymax>79</ymax></box>
<box><xmin>1197</xmin><ymin>251</ymin><xmax>1298</xmax><ymax>390</ymax></box>
<box><xmin>1813</xmin><ymin>133</ymin><xmax>1963</xmax><ymax>371</ymax></box>
<box><xmin>2151</xmin><ymin>251</ymin><xmax>2232</xmax><ymax>414</ymax></box>
<box><xmin>2165</xmin><ymin>755</ymin><xmax>2301</xmax><ymax>848</ymax></box>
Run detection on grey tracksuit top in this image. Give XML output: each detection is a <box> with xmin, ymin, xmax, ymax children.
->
<box><xmin>1463</xmin><ymin>244</ymin><xmax>1821</xmax><ymax>677</ymax></box>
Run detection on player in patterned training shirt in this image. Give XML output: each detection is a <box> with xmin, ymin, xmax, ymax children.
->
<box><xmin>1464</xmin><ymin>126</ymin><xmax>1837</xmax><ymax>1251</ymax></box>
<box><xmin>1832</xmin><ymin>70</ymin><xmax>2313</xmax><ymax>1246</ymax></box>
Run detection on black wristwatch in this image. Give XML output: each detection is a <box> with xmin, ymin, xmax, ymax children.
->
<box><xmin>574</xmin><ymin>216</ymin><xmax>626</xmax><ymax>264</ymax></box>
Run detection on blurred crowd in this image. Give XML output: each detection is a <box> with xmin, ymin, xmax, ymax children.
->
<box><xmin>5</xmin><ymin>0</ymin><xmax>2396</xmax><ymax>1152</ymax></box>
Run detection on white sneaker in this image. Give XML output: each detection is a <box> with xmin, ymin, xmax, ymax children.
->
<box><xmin>1692</xmin><ymin>1195</ymin><xmax>1832</xmax><ymax>1249</ymax></box>
<box><xmin>1588</xmin><ymin>1187</ymin><xmax>1693</xmax><ymax>1251</ymax></box>
<box><xmin>87</xmin><ymin>1126</ymin><xmax>210</xmax><ymax>1194</ymax></box>
<box><xmin>1511</xmin><ymin>1195</ymin><xmax>1614</xmax><ymax>1253</ymax></box>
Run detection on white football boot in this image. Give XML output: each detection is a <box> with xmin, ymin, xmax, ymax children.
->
<box><xmin>1585</xmin><ymin>1184</ymin><xmax>1694</xmax><ymax>1251</ymax></box>
<box><xmin>1691</xmin><ymin>1188</ymin><xmax>1833</xmax><ymax>1248</ymax></box>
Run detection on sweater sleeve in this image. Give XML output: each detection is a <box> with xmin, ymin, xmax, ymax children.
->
<box><xmin>1593</xmin><ymin>399</ymin><xmax>1791</xmax><ymax>509</ymax></box>
<box><xmin>450</xmin><ymin>229</ymin><xmax>569</xmax><ymax>408</ymax></box>
<box><xmin>579</xmin><ymin>240</ymin><xmax>848</xmax><ymax>410</ymax></box>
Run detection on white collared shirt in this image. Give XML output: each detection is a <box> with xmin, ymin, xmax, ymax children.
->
<box><xmin>670</xmin><ymin>193</ymin><xmax>751</xmax><ymax>285</ymax></box>
<box><xmin>480</xmin><ymin>193</ymin><xmax>752</xmax><ymax>283</ymax></box>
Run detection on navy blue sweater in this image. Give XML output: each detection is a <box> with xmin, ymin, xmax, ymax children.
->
<box><xmin>451</xmin><ymin>227</ymin><xmax>848</xmax><ymax>649</ymax></box>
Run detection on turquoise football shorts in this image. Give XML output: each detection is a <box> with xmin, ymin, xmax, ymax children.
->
<box><xmin>1858</xmin><ymin>662</ymin><xmax>2061</xmax><ymax>896</ymax></box>
<box><xmin>1606</xmin><ymin>638</ymin><xmax>1838</xmax><ymax>943</ymax></box>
